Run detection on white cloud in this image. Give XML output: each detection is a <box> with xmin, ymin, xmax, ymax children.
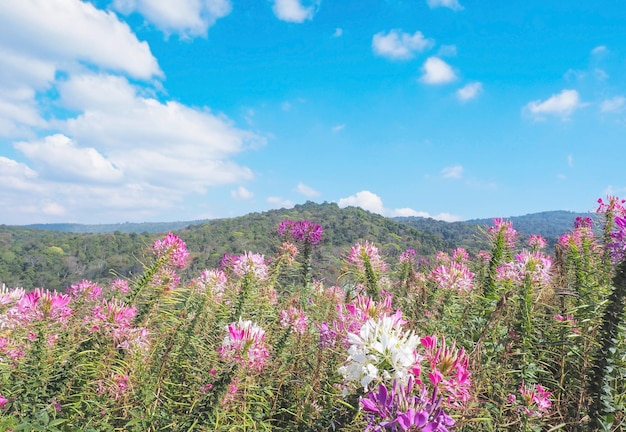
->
<box><xmin>271</xmin><ymin>0</ymin><xmax>318</xmax><ymax>23</ymax></box>
<box><xmin>457</xmin><ymin>82</ymin><xmax>482</xmax><ymax>101</ymax></box>
<box><xmin>0</xmin><ymin>0</ymin><xmax>161</xmax><ymax>138</ymax></box>
<box><xmin>426</xmin><ymin>0</ymin><xmax>463</xmax><ymax>11</ymax></box>
<box><xmin>441</xmin><ymin>165</ymin><xmax>463</xmax><ymax>179</ymax></box>
<box><xmin>0</xmin><ymin>156</ymin><xmax>39</xmax><ymax>192</ymax></box>
<box><xmin>372</xmin><ymin>30</ymin><xmax>433</xmax><ymax>60</ymax></box>
<box><xmin>296</xmin><ymin>182</ymin><xmax>320</xmax><ymax>197</ymax></box>
<box><xmin>337</xmin><ymin>190</ymin><xmax>460</xmax><ymax>221</ymax></box>
<box><xmin>333</xmin><ymin>28</ymin><xmax>343</xmax><ymax>37</ymax></box>
<box><xmin>267</xmin><ymin>196</ymin><xmax>295</xmax><ymax>208</ymax></box>
<box><xmin>591</xmin><ymin>45</ymin><xmax>608</xmax><ymax>55</ymax></box>
<box><xmin>112</xmin><ymin>0</ymin><xmax>232</xmax><ymax>39</ymax></box>
<box><xmin>420</xmin><ymin>57</ymin><xmax>456</xmax><ymax>84</ymax></box>
<box><xmin>1</xmin><ymin>71</ymin><xmax>258</xmax><ymax>223</ymax></box>
<box><xmin>524</xmin><ymin>89</ymin><xmax>583</xmax><ymax>120</ymax></box>
<box><xmin>600</xmin><ymin>96</ymin><xmax>626</xmax><ymax>112</ymax></box>
<box><xmin>567</xmin><ymin>154</ymin><xmax>574</xmax><ymax>167</ymax></box>
<box><xmin>332</xmin><ymin>124</ymin><xmax>345</xmax><ymax>132</ymax></box>
<box><xmin>338</xmin><ymin>191</ymin><xmax>386</xmax><ymax>214</ymax></box>
<box><xmin>231</xmin><ymin>186</ymin><xmax>254</xmax><ymax>200</ymax></box>
<box><xmin>0</xmin><ymin>2</ymin><xmax>270</xmax><ymax>224</ymax></box>
<box><xmin>56</xmin><ymin>73</ymin><xmax>258</xmax><ymax>191</ymax></box>
<box><xmin>14</xmin><ymin>134</ymin><xmax>124</xmax><ymax>183</ymax></box>
<box><xmin>0</xmin><ymin>0</ymin><xmax>161</xmax><ymax>80</ymax></box>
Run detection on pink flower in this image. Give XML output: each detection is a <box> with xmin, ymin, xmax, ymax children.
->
<box><xmin>421</xmin><ymin>335</ymin><xmax>471</xmax><ymax>407</ymax></box>
<box><xmin>430</xmin><ymin>260</ymin><xmax>475</xmax><ymax>293</ymax></box>
<box><xmin>516</xmin><ymin>381</ymin><xmax>552</xmax><ymax>417</ymax></box>
<box><xmin>219</xmin><ymin>318</ymin><xmax>269</xmax><ymax>371</ymax></box>
<box><xmin>399</xmin><ymin>249</ymin><xmax>417</xmax><ymax>264</ymax></box>
<box><xmin>0</xmin><ymin>394</ymin><xmax>7</xmax><ymax>408</ymax></box>
<box><xmin>277</xmin><ymin>220</ymin><xmax>323</xmax><ymax>245</ymax></box>
<box><xmin>68</xmin><ymin>280</ymin><xmax>102</xmax><ymax>300</ymax></box>
<box><xmin>231</xmin><ymin>252</ymin><xmax>269</xmax><ymax>280</ymax></box>
<box><xmin>528</xmin><ymin>235</ymin><xmax>547</xmax><ymax>251</ymax></box>
<box><xmin>348</xmin><ymin>241</ymin><xmax>387</xmax><ymax>273</ymax></box>
<box><xmin>192</xmin><ymin>269</ymin><xmax>227</xmax><ymax>298</ymax></box>
<box><xmin>12</xmin><ymin>288</ymin><xmax>72</xmax><ymax>323</ymax></box>
<box><xmin>489</xmin><ymin>218</ymin><xmax>517</xmax><ymax>250</ymax></box>
<box><xmin>515</xmin><ymin>250</ymin><xmax>552</xmax><ymax>285</ymax></box>
<box><xmin>110</xmin><ymin>279</ymin><xmax>130</xmax><ymax>294</ymax></box>
<box><xmin>280</xmin><ymin>307</ymin><xmax>309</xmax><ymax>335</ymax></box>
<box><xmin>152</xmin><ymin>233</ymin><xmax>189</xmax><ymax>268</ymax></box>
<box><xmin>278</xmin><ymin>241</ymin><xmax>298</xmax><ymax>265</ymax></box>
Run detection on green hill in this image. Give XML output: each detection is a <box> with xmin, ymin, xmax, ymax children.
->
<box><xmin>0</xmin><ymin>202</ymin><xmax>451</xmax><ymax>291</ymax></box>
<box><xmin>1</xmin><ymin>203</ymin><xmax>596</xmax><ymax>292</ymax></box>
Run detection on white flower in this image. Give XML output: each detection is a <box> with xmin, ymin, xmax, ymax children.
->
<box><xmin>338</xmin><ymin>312</ymin><xmax>420</xmax><ymax>391</ymax></box>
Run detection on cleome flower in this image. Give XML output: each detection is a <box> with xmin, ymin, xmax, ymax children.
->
<box><xmin>230</xmin><ymin>252</ymin><xmax>269</xmax><ymax>281</ymax></box>
<box><xmin>219</xmin><ymin>318</ymin><xmax>270</xmax><ymax>372</ymax></box>
<box><xmin>338</xmin><ymin>310</ymin><xmax>420</xmax><ymax>391</ymax></box>
<box><xmin>152</xmin><ymin>232</ymin><xmax>189</xmax><ymax>269</ymax></box>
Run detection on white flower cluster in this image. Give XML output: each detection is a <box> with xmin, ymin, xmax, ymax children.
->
<box><xmin>338</xmin><ymin>313</ymin><xmax>420</xmax><ymax>391</ymax></box>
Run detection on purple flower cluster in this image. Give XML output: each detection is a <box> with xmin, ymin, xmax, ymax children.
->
<box><xmin>361</xmin><ymin>378</ymin><xmax>455</xmax><ymax>432</ymax></box>
<box><xmin>277</xmin><ymin>219</ymin><xmax>323</xmax><ymax>246</ymax></box>
<box><xmin>608</xmin><ymin>216</ymin><xmax>626</xmax><ymax>263</ymax></box>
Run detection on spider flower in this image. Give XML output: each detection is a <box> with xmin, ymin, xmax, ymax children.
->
<box><xmin>152</xmin><ymin>232</ymin><xmax>189</xmax><ymax>268</ymax></box>
<box><xmin>338</xmin><ymin>311</ymin><xmax>420</xmax><ymax>391</ymax></box>
<box><xmin>219</xmin><ymin>318</ymin><xmax>269</xmax><ymax>371</ymax></box>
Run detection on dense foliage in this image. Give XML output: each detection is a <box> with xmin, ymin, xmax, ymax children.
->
<box><xmin>0</xmin><ymin>197</ymin><xmax>625</xmax><ymax>431</ymax></box>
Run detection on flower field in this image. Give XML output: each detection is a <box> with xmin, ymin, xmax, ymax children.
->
<box><xmin>1</xmin><ymin>197</ymin><xmax>626</xmax><ymax>431</ymax></box>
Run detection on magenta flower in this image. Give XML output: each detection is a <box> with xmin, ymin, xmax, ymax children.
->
<box><xmin>110</xmin><ymin>279</ymin><xmax>130</xmax><ymax>294</ymax></box>
<box><xmin>68</xmin><ymin>280</ymin><xmax>102</xmax><ymax>300</ymax></box>
<box><xmin>597</xmin><ymin>196</ymin><xmax>626</xmax><ymax>217</ymax></box>
<box><xmin>193</xmin><ymin>269</ymin><xmax>228</xmax><ymax>298</ymax></box>
<box><xmin>280</xmin><ymin>307</ymin><xmax>308</xmax><ymax>335</ymax></box>
<box><xmin>399</xmin><ymin>249</ymin><xmax>417</xmax><ymax>264</ymax></box>
<box><xmin>97</xmin><ymin>373</ymin><xmax>131</xmax><ymax>401</ymax></box>
<box><xmin>219</xmin><ymin>318</ymin><xmax>270</xmax><ymax>371</ymax></box>
<box><xmin>348</xmin><ymin>241</ymin><xmax>388</xmax><ymax>273</ymax></box>
<box><xmin>277</xmin><ymin>219</ymin><xmax>323</xmax><ymax>245</ymax></box>
<box><xmin>527</xmin><ymin>235</ymin><xmax>547</xmax><ymax>251</ymax></box>
<box><xmin>512</xmin><ymin>380</ymin><xmax>553</xmax><ymax>417</ymax></box>
<box><xmin>430</xmin><ymin>261</ymin><xmax>474</xmax><ymax>293</ymax></box>
<box><xmin>421</xmin><ymin>336</ymin><xmax>471</xmax><ymax>407</ymax></box>
<box><xmin>0</xmin><ymin>394</ymin><xmax>7</xmax><ymax>408</ymax></box>
<box><xmin>227</xmin><ymin>252</ymin><xmax>269</xmax><ymax>280</ymax></box>
<box><xmin>489</xmin><ymin>218</ymin><xmax>517</xmax><ymax>250</ymax></box>
<box><xmin>12</xmin><ymin>288</ymin><xmax>72</xmax><ymax>323</ymax></box>
<box><xmin>152</xmin><ymin>232</ymin><xmax>189</xmax><ymax>268</ymax></box>
<box><xmin>361</xmin><ymin>378</ymin><xmax>455</xmax><ymax>432</ymax></box>
<box><xmin>607</xmin><ymin>216</ymin><xmax>626</xmax><ymax>263</ymax></box>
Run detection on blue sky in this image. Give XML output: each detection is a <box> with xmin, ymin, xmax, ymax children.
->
<box><xmin>1</xmin><ymin>0</ymin><xmax>625</xmax><ymax>225</ymax></box>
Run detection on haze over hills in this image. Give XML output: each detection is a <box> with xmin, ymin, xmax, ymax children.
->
<box><xmin>1</xmin><ymin>202</ymin><xmax>593</xmax><ymax>292</ymax></box>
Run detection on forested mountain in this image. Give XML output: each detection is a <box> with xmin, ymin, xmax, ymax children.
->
<box><xmin>0</xmin><ymin>203</ymin><xmax>593</xmax><ymax>292</ymax></box>
<box><xmin>395</xmin><ymin>210</ymin><xmax>595</xmax><ymax>252</ymax></box>
<box><xmin>0</xmin><ymin>202</ymin><xmax>451</xmax><ymax>291</ymax></box>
